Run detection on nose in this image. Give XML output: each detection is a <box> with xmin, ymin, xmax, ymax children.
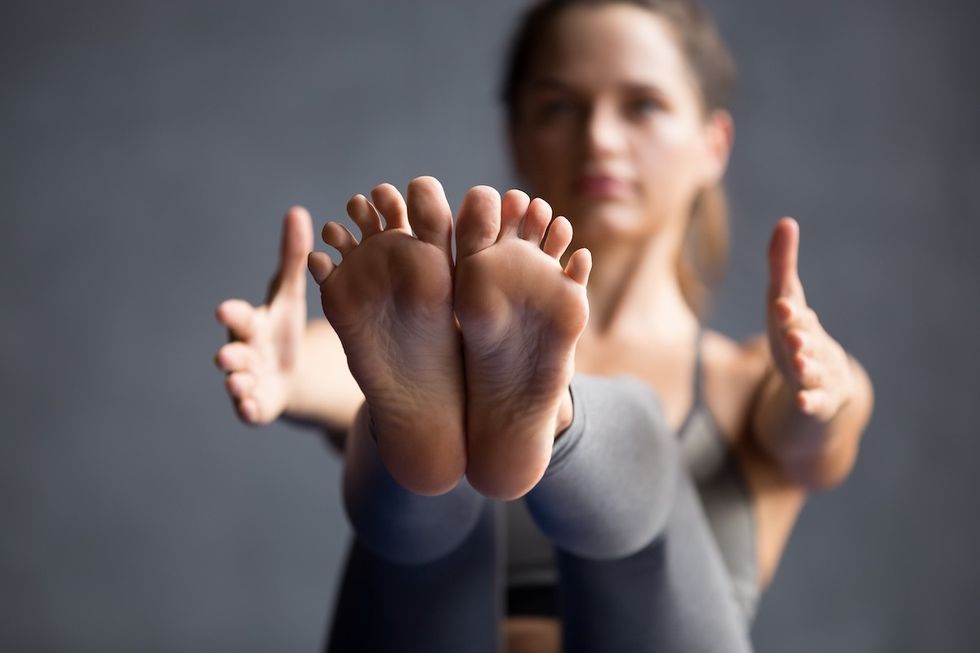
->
<box><xmin>583</xmin><ymin>102</ymin><xmax>627</xmax><ymax>158</ymax></box>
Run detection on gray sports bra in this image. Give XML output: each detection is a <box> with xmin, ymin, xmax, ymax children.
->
<box><xmin>504</xmin><ymin>329</ymin><xmax>760</xmax><ymax>624</ymax></box>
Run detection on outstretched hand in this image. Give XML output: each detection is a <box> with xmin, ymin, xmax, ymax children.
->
<box><xmin>214</xmin><ymin>206</ymin><xmax>313</xmax><ymax>424</ymax></box>
<box><xmin>766</xmin><ymin>217</ymin><xmax>854</xmax><ymax>422</ymax></box>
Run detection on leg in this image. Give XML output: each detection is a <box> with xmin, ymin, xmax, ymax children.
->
<box><xmin>452</xmin><ymin>191</ymin><xmax>748</xmax><ymax>649</ymax></box>
<box><xmin>524</xmin><ymin>374</ymin><xmax>678</xmax><ymax>560</ymax></box>
<box><xmin>309</xmin><ymin>177</ymin><xmax>467</xmax><ymax>496</ymax></box>
<box><xmin>327</xmin><ymin>414</ymin><xmax>502</xmax><ymax>653</ymax></box>
<box><xmin>342</xmin><ymin>402</ymin><xmax>486</xmax><ymax>564</ymax></box>
<box><xmin>312</xmin><ymin>179</ymin><xmax>501</xmax><ymax>650</ymax></box>
<box><xmin>455</xmin><ymin>188</ymin><xmax>592</xmax><ymax>501</ymax></box>
<box><xmin>453</xmin><ymin>190</ymin><xmax>679</xmax><ymax>558</ymax></box>
<box><xmin>530</xmin><ymin>375</ymin><xmax>751</xmax><ymax>652</ymax></box>
<box><xmin>326</xmin><ymin>513</ymin><xmax>500</xmax><ymax>653</ymax></box>
<box><xmin>557</xmin><ymin>467</ymin><xmax>753</xmax><ymax>653</ymax></box>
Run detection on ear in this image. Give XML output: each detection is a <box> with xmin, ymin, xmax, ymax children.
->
<box><xmin>699</xmin><ymin>109</ymin><xmax>734</xmax><ymax>186</ymax></box>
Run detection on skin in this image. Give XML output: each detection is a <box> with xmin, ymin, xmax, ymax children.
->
<box><xmin>214</xmin><ymin>4</ymin><xmax>873</xmax><ymax>651</ymax></box>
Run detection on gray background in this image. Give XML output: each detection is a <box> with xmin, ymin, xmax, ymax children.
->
<box><xmin>2</xmin><ymin>0</ymin><xmax>978</xmax><ymax>651</ymax></box>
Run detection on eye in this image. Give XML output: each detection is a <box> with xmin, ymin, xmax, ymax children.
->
<box><xmin>539</xmin><ymin>97</ymin><xmax>578</xmax><ymax>118</ymax></box>
<box><xmin>628</xmin><ymin>96</ymin><xmax>663</xmax><ymax>116</ymax></box>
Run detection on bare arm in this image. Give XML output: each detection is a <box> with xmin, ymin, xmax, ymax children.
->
<box><xmin>280</xmin><ymin>320</ymin><xmax>363</xmax><ymax>447</ymax></box>
<box><xmin>751</xmin><ymin>218</ymin><xmax>875</xmax><ymax>490</ymax></box>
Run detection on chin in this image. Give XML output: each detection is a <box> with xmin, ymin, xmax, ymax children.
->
<box><xmin>567</xmin><ymin>202</ymin><xmax>657</xmax><ymax>247</ymax></box>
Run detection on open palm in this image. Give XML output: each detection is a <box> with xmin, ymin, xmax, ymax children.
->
<box><xmin>765</xmin><ymin>217</ymin><xmax>854</xmax><ymax>422</ymax></box>
<box><xmin>214</xmin><ymin>207</ymin><xmax>313</xmax><ymax>424</ymax></box>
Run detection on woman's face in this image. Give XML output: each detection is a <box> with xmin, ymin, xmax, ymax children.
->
<box><xmin>510</xmin><ymin>4</ymin><xmax>732</xmax><ymax>248</ymax></box>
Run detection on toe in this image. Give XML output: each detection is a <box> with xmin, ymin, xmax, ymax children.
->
<box><xmin>542</xmin><ymin>216</ymin><xmax>573</xmax><ymax>260</ymax></box>
<box><xmin>455</xmin><ymin>185</ymin><xmax>501</xmax><ymax>258</ymax></box>
<box><xmin>499</xmin><ymin>189</ymin><xmax>531</xmax><ymax>239</ymax></box>
<box><xmin>406</xmin><ymin>176</ymin><xmax>453</xmax><ymax>257</ymax></box>
<box><xmin>347</xmin><ymin>194</ymin><xmax>383</xmax><ymax>238</ymax></box>
<box><xmin>308</xmin><ymin>251</ymin><xmax>336</xmax><ymax>285</ymax></box>
<box><xmin>322</xmin><ymin>222</ymin><xmax>358</xmax><ymax>257</ymax></box>
<box><xmin>371</xmin><ymin>183</ymin><xmax>410</xmax><ymax>231</ymax></box>
<box><xmin>520</xmin><ymin>198</ymin><xmax>552</xmax><ymax>246</ymax></box>
<box><xmin>564</xmin><ymin>248</ymin><xmax>592</xmax><ymax>286</ymax></box>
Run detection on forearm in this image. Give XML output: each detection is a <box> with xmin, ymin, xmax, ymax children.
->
<box><xmin>282</xmin><ymin>319</ymin><xmax>363</xmax><ymax>434</ymax></box>
<box><xmin>753</xmin><ymin>355</ymin><xmax>873</xmax><ymax>490</ymax></box>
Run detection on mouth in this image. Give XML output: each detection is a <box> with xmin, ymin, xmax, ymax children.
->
<box><xmin>573</xmin><ymin>174</ymin><xmax>629</xmax><ymax>199</ymax></box>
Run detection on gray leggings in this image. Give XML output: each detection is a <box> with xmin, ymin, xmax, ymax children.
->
<box><xmin>325</xmin><ymin>374</ymin><xmax>753</xmax><ymax>653</ymax></box>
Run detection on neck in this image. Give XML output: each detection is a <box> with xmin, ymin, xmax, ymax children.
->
<box><xmin>576</xmin><ymin>229</ymin><xmax>699</xmax><ymax>342</ymax></box>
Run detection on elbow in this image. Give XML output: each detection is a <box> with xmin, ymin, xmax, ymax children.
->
<box><xmin>789</xmin><ymin>430</ymin><xmax>862</xmax><ymax>491</ymax></box>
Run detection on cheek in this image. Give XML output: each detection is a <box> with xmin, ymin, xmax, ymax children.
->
<box><xmin>519</xmin><ymin>131</ymin><xmax>576</xmax><ymax>191</ymax></box>
<box><xmin>632</xmin><ymin>121</ymin><xmax>704</xmax><ymax>202</ymax></box>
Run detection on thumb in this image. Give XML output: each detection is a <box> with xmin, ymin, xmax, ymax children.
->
<box><xmin>767</xmin><ymin>217</ymin><xmax>800</xmax><ymax>300</ymax></box>
<box><xmin>268</xmin><ymin>206</ymin><xmax>314</xmax><ymax>302</ymax></box>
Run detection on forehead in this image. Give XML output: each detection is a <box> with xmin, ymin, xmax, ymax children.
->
<box><xmin>529</xmin><ymin>4</ymin><xmax>694</xmax><ymax>94</ymax></box>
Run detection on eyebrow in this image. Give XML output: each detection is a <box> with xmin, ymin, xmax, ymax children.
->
<box><xmin>526</xmin><ymin>77</ymin><xmax>668</xmax><ymax>97</ymax></box>
<box><xmin>525</xmin><ymin>77</ymin><xmax>575</xmax><ymax>92</ymax></box>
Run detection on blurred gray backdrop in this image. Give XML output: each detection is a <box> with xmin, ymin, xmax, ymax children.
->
<box><xmin>2</xmin><ymin>0</ymin><xmax>978</xmax><ymax>651</ymax></box>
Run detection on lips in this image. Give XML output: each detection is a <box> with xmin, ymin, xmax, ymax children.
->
<box><xmin>574</xmin><ymin>174</ymin><xmax>628</xmax><ymax>199</ymax></box>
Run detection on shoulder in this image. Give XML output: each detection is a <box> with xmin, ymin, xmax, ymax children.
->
<box><xmin>700</xmin><ymin>330</ymin><xmax>772</xmax><ymax>444</ymax></box>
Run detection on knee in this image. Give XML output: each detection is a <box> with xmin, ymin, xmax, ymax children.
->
<box><xmin>527</xmin><ymin>374</ymin><xmax>682</xmax><ymax>560</ymax></box>
<box><xmin>343</xmin><ymin>474</ymin><xmax>487</xmax><ymax>565</ymax></box>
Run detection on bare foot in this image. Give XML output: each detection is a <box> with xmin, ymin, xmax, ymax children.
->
<box><xmin>307</xmin><ymin>177</ymin><xmax>465</xmax><ymax>496</ymax></box>
<box><xmin>454</xmin><ymin>187</ymin><xmax>591</xmax><ymax>500</ymax></box>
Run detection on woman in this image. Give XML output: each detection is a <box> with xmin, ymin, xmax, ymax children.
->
<box><xmin>213</xmin><ymin>1</ymin><xmax>874</xmax><ymax>651</ymax></box>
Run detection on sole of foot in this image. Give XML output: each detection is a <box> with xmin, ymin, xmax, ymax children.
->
<box><xmin>308</xmin><ymin>177</ymin><xmax>466</xmax><ymax>496</ymax></box>
<box><xmin>454</xmin><ymin>186</ymin><xmax>591</xmax><ymax>500</ymax></box>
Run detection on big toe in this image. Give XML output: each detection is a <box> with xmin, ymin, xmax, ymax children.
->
<box><xmin>407</xmin><ymin>176</ymin><xmax>453</xmax><ymax>257</ymax></box>
<box><xmin>455</xmin><ymin>185</ymin><xmax>501</xmax><ymax>259</ymax></box>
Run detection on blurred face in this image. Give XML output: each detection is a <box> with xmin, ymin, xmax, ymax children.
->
<box><xmin>510</xmin><ymin>4</ymin><xmax>731</xmax><ymax>248</ymax></box>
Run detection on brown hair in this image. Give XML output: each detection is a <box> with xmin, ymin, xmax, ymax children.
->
<box><xmin>501</xmin><ymin>0</ymin><xmax>735</xmax><ymax>318</ymax></box>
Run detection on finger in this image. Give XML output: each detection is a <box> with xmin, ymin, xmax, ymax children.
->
<box><xmin>308</xmin><ymin>251</ymin><xmax>335</xmax><ymax>285</ymax></box>
<box><xmin>797</xmin><ymin>388</ymin><xmax>831</xmax><ymax>416</ymax></box>
<box><xmin>773</xmin><ymin>297</ymin><xmax>817</xmax><ymax>330</ymax></box>
<box><xmin>271</xmin><ymin>206</ymin><xmax>314</xmax><ymax>300</ymax></box>
<box><xmin>784</xmin><ymin>328</ymin><xmax>813</xmax><ymax>358</ymax></box>
<box><xmin>542</xmin><ymin>216</ymin><xmax>573</xmax><ymax>260</ymax></box>
<box><xmin>321</xmin><ymin>221</ymin><xmax>358</xmax><ymax>257</ymax></box>
<box><xmin>794</xmin><ymin>355</ymin><xmax>824</xmax><ymax>389</ymax></box>
<box><xmin>499</xmin><ymin>189</ymin><xmax>531</xmax><ymax>239</ymax></box>
<box><xmin>564</xmin><ymin>248</ymin><xmax>592</xmax><ymax>286</ymax></box>
<box><xmin>225</xmin><ymin>371</ymin><xmax>255</xmax><ymax>400</ymax></box>
<box><xmin>371</xmin><ymin>183</ymin><xmax>410</xmax><ymax>231</ymax></box>
<box><xmin>216</xmin><ymin>299</ymin><xmax>256</xmax><ymax>341</ymax></box>
<box><xmin>520</xmin><ymin>197</ymin><xmax>553</xmax><ymax>246</ymax></box>
<box><xmin>237</xmin><ymin>397</ymin><xmax>260</xmax><ymax>424</ymax></box>
<box><xmin>347</xmin><ymin>194</ymin><xmax>383</xmax><ymax>238</ymax></box>
<box><xmin>767</xmin><ymin>217</ymin><xmax>800</xmax><ymax>300</ymax></box>
<box><xmin>215</xmin><ymin>342</ymin><xmax>255</xmax><ymax>373</ymax></box>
